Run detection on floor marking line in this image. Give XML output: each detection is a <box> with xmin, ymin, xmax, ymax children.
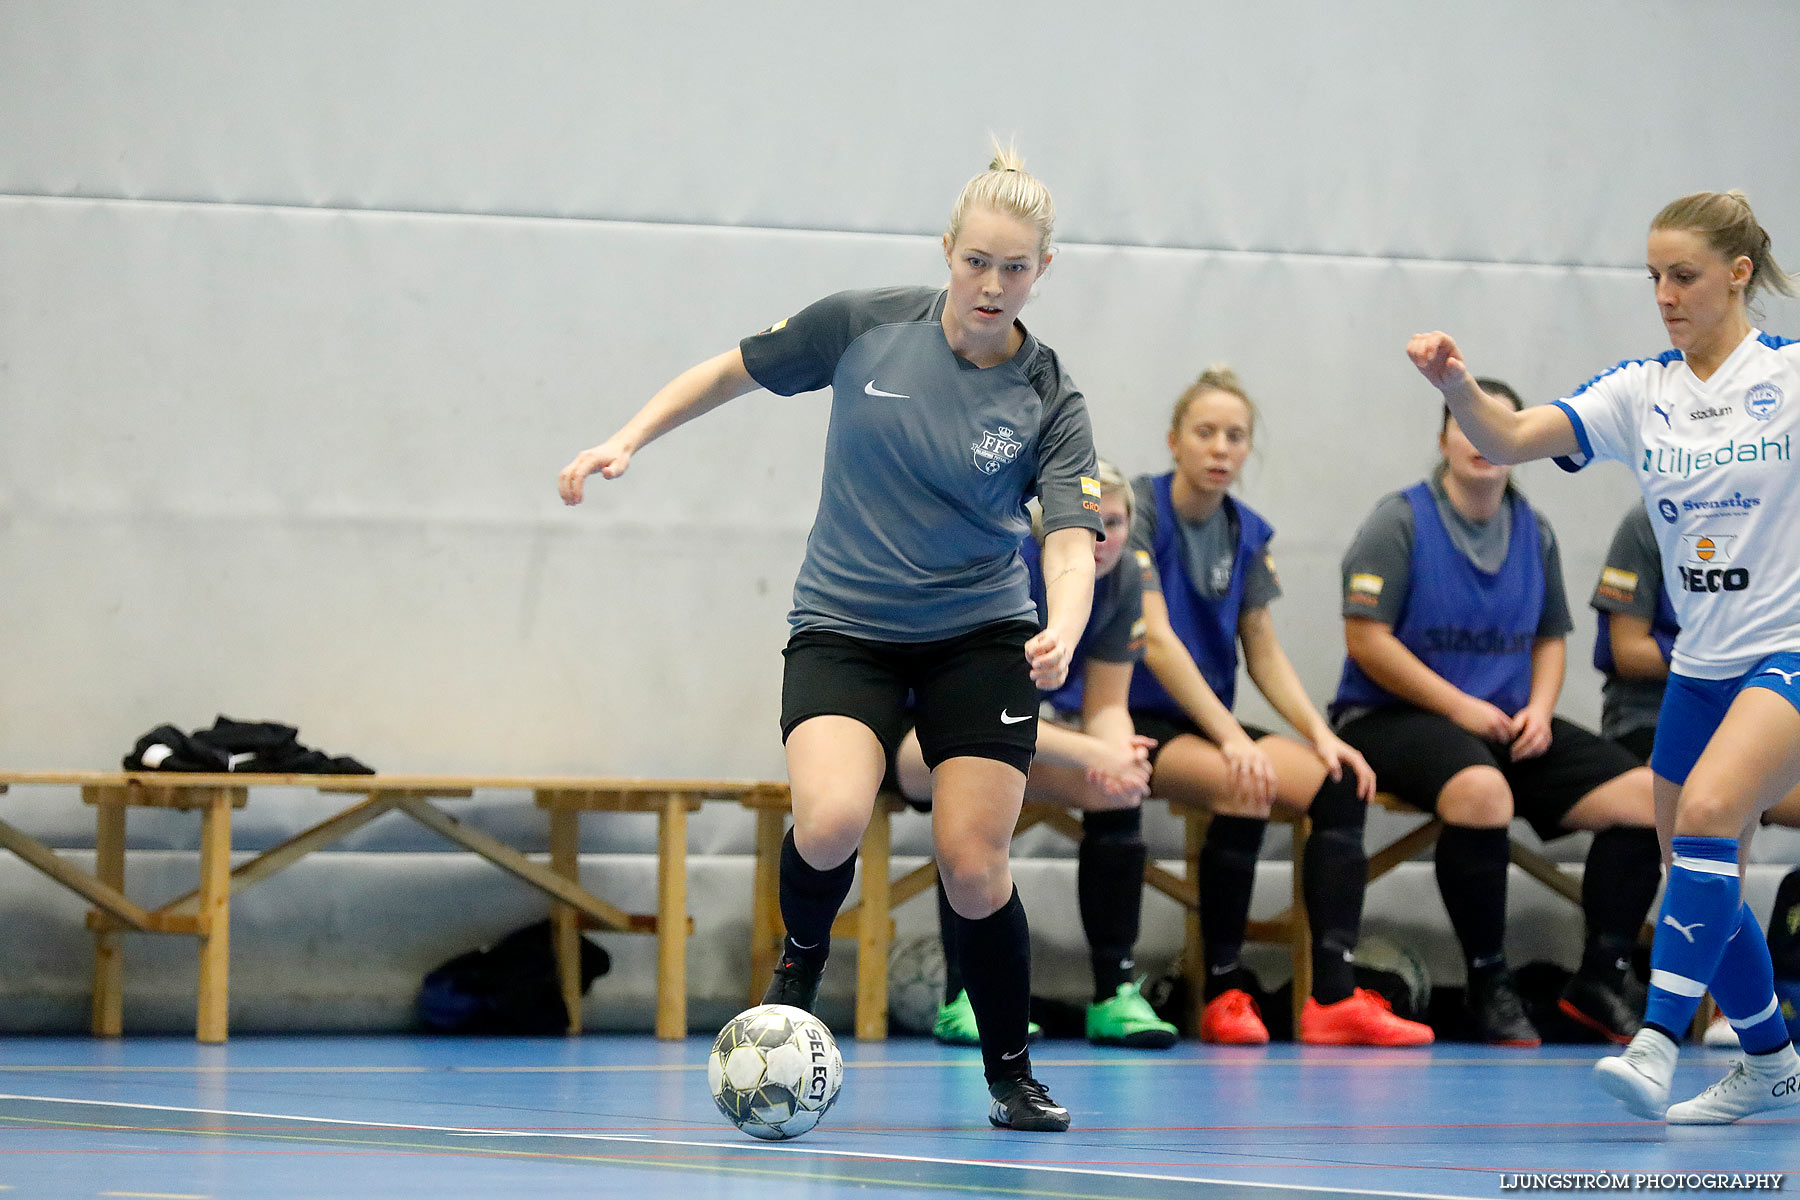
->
<box><xmin>0</xmin><ymin>1094</ymin><xmax>1482</xmax><ymax>1200</ymax></box>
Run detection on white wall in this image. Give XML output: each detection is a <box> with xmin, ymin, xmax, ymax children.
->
<box><xmin>4</xmin><ymin>1</ymin><xmax>1800</xmax><ymax>1028</ymax></box>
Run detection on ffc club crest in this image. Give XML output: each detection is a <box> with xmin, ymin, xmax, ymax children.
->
<box><xmin>973</xmin><ymin>425</ymin><xmax>1023</xmax><ymax>474</ymax></box>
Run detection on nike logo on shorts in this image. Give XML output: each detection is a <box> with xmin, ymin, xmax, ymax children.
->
<box><xmin>864</xmin><ymin>380</ymin><xmax>910</xmax><ymax>398</ymax></box>
<box><xmin>1000</xmin><ymin>710</ymin><xmax>1034</xmax><ymax>725</ymax></box>
<box><xmin>1001</xmin><ymin>1046</ymin><xmax>1026</xmax><ymax>1060</ymax></box>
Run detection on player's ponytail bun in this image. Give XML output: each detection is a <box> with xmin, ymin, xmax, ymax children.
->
<box><xmin>945</xmin><ymin>138</ymin><xmax>1055</xmax><ymax>260</ymax></box>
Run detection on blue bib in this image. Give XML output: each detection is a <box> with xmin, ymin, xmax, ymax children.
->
<box><xmin>1333</xmin><ymin>481</ymin><xmax>1542</xmax><ymax>716</ymax></box>
<box><xmin>1127</xmin><ymin>474</ymin><xmax>1273</xmax><ymax>716</ymax></box>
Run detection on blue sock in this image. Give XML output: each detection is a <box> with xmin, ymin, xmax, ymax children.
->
<box><xmin>1711</xmin><ymin>903</ymin><xmax>1791</xmax><ymax>1054</ymax></box>
<box><xmin>1644</xmin><ymin>835</ymin><xmax>1740</xmax><ymax>1037</ymax></box>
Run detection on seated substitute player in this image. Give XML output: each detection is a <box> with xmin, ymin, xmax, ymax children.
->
<box><xmin>1332</xmin><ymin>380</ymin><xmax>1661</xmax><ymax>1047</ymax></box>
<box><xmin>1128</xmin><ymin>365</ymin><xmax>1434</xmax><ymax>1047</ymax></box>
<box><xmin>895</xmin><ymin>462</ymin><xmax>1178</xmax><ymax>1050</ymax></box>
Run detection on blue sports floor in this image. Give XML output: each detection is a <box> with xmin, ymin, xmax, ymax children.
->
<box><xmin>0</xmin><ymin>1035</ymin><xmax>1793</xmax><ymax>1198</ymax></box>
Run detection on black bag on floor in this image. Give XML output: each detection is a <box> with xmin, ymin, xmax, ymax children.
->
<box><xmin>1767</xmin><ymin>867</ymin><xmax>1800</xmax><ymax>979</ymax></box>
<box><xmin>417</xmin><ymin>920</ymin><xmax>609</xmax><ymax>1034</ymax></box>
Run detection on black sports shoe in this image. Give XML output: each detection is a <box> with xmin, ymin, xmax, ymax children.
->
<box><xmin>1466</xmin><ymin>969</ymin><xmax>1541</xmax><ymax>1047</ymax></box>
<box><xmin>1559</xmin><ymin>971</ymin><xmax>1643</xmax><ymax>1044</ymax></box>
<box><xmin>761</xmin><ymin>948</ymin><xmax>825</xmax><ymax>1012</ymax></box>
<box><xmin>987</xmin><ymin>1075</ymin><xmax>1071</xmax><ymax>1132</ymax></box>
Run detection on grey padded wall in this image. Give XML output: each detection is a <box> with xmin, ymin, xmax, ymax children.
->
<box><xmin>9</xmin><ymin>0</ymin><xmax>1800</xmax><ymax>1030</ymax></box>
<box><xmin>4</xmin><ymin>0</ymin><xmax>1799</xmax><ymax>778</ymax></box>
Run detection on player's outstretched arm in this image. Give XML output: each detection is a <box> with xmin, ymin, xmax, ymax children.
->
<box><xmin>1405</xmin><ymin>331</ymin><xmax>1579</xmax><ymax>465</ymax></box>
<box><xmin>558</xmin><ymin>348</ymin><xmax>759</xmax><ymax>504</ymax></box>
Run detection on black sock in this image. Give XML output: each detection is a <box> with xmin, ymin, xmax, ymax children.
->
<box><xmin>1433</xmin><ymin>824</ymin><xmax>1510</xmax><ymax>972</ymax></box>
<box><xmin>1302</xmin><ymin>773</ymin><xmax>1367</xmax><ymax>1005</ymax></box>
<box><xmin>1080</xmin><ymin>807</ymin><xmax>1146</xmax><ymax>1001</ymax></box>
<box><xmin>955</xmin><ymin>886</ymin><xmax>1033</xmax><ymax>1082</ymax></box>
<box><xmin>1201</xmin><ymin>814</ymin><xmax>1265</xmax><ymax>999</ymax></box>
<box><xmin>1580</xmin><ymin>826</ymin><xmax>1661</xmax><ymax>974</ymax></box>
<box><xmin>778</xmin><ymin>828</ymin><xmax>856</xmax><ymax>966</ymax></box>
<box><xmin>936</xmin><ymin>878</ymin><xmax>965</xmax><ymax>1002</ymax></box>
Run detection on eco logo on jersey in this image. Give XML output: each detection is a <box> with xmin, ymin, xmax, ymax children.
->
<box><xmin>1745</xmin><ymin>382</ymin><xmax>1784</xmax><ymax>421</ymax></box>
<box><xmin>1677</xmin><ymin>532</ymin><xmax>1748</xmax><ymax>593</ymax></box>
<box><xmin>972</xmin><ymin>426</ymin><xmax>1023</xmax><ymax>475</ymax></box>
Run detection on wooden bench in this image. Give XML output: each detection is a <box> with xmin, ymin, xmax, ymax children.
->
<box><xmin>743</xmin><ymin>788</ymin><xmax>1597</xmax><ymax>1041</ymax></box>
<box><xmin>0</xmin><ymin>770</ymin><xmax>786</xmax><ymax>1043</ymax></box>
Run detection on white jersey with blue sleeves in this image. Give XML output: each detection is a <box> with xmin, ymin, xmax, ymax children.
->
<box><xmin>1552</xmin><ymin>330</ymin><xmax>1800</xmax><ymax>679</ymax></box>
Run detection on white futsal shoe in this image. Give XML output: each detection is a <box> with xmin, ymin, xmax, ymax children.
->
<box><xmin>1594</xmin><ymin>1028</ymin><xmax>1678</xmax><ymax>1119</ymax></box>
<box><xmin>1666</xmin><ymin>1045</ymin><xmax>1800</xmax><ymax>1124</ymax></box>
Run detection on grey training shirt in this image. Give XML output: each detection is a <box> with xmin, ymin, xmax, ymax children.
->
<box><xmin>740</xmin><ymin>287</ymin><xmax>1101</xmax><ymax>642</ymax></box>
<box><xmin>1339</xmin><ymin>476</ymin><xmax>1573</xmax><ymax>633</ymax></box>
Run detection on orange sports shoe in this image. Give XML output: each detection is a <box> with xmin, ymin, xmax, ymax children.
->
<box><xmin>1199</xmin><ymin>988</ymin><xmax>1270</xmax><ymax>1044</ymax></box>
<box><xmin>1300</xmin><ymin>988</ymin><xmax>1435</xmax><ymax>1047</ymax></box>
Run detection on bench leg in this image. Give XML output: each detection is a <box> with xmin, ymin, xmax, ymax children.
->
<box><xmin>89</xmin><ymin>786</ymin><xmax>126</xmax><ymax>1038</ymax></box>
<box><xmin>854</xmin><ymin>803</ymin><xmax>892</xmax><ymax>1041</ymax></box>
<box><xmin>194</xmin><ymin>789</ymin><xmax>234</xmax><ymax>1044</ymax></box>
<box><xmin>1182</xmin><ymin>806</ymin><xmax>1207</xmax><ymax>1036</ymax></box>
<box><xmin>547</xmin><ymin>805</ymin><xmax>582</xmax><ymax>1035</ymax></box>
<box><xmin>654</xmin><ymin>795</ymin><xmax>689</xmax><ymax>1040</ymax></box>
<box><xmin>749</xmin><ymin>809</ymin><xmax>785</xmax><ymax>1009</ymax></box>
<box><xmin>1288</xmin><ymin>817</ymin><xmax>1312</xmax><ymax>1032</ymax></box>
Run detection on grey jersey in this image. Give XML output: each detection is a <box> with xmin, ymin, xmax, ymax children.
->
<box><xmin>740</xmin><ymin>287</ymin><xmax>1101</xmax><ymax>641</ymax></box>
<box><xmin>1590</xmin><ymin>505</ymin><xmax>1668</xmax><ymax>739</ymax></box>
<box><xmin>1338</xmin><ymin>476</ymin><xmax>1573</xmax><ymax>636</ymax></box>
<box><xmin>1127</xmin><ymin>477</ymin><xmax>1282</xmax><ymax>607</ymax></box>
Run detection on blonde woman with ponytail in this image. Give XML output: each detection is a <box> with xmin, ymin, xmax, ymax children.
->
<box><xmin>560</xmin><ymin>143</ymin><xmax>1097</xmax><ymax>1131</ymax></box>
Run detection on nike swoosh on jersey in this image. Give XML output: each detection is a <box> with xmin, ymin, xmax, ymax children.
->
<box><xmin>864</xmin><ymin>381</ymin><xmax>910</xmax><ymax>398</ymax></box>
<box><xmin>999</xmin><ymin>710</ymin><xmax>1035</xmax><ymax>725</ymax></box>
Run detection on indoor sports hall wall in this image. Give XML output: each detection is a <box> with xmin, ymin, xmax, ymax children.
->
<box><xmin>3</xmin><ymin>1</ymin><xmax>1799</xmax><ymax>1030</ymax></box>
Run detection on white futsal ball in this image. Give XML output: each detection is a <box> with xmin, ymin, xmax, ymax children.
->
<box><xmin>887</xmin><ymin>934</ymin><xmax>948</xmax><ymax>1035</ymax></box>
<box><xmin>708</xmin><ymin>1004</ymin><xmax>843</xmax><ymax>1140</ymax></box>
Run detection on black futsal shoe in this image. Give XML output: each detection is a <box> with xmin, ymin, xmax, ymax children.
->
<box><xmin>761</xmin><ymin>948</ymin><xmax>825</xmax><ymax>1013</ymax></box>
<box><xmin>1466</xmin><ymin>969</ymin><xmax>1542</xmax><ymax>1047</ymax></box>
<box><xmin>987</xmin><ymin>1075</ymin><xmax>1071</xmax><ymax>1132</ymax></box>
<box><xmin>1559</xmin><ymin>972</ymin><xmax>1644</xmax><ymax>1044</ymax></box>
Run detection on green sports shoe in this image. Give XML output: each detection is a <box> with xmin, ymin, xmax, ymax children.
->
<box><xmin>932</xmin><ymin>990</ymin><xmax>1042</xmax><ymax>1046</ymax></box>
<box><xmin>1086</xmin><ymin>981</ymin><xmax>1179</xmax><ymax>1049</ymax></box>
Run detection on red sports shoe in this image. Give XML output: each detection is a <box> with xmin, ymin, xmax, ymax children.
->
<box><xmin>1199</xmin><ymin>988</ymin><xmax>1270</xmax><ymax>1044</ymax></box>
<box><xmin>1300</xmin><ymin>988</ymin><xmax>1435</xmax><ymax>1046</ymax></box>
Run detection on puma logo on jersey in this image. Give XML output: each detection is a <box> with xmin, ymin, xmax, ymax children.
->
<box><xmin>1761</xmin><ymin>668</ymin><xmax>1800</xmax><ymax>687</ymax></box>
<box><xmin>1653</xmin><ymin>403</ymin><xmax>1672</xmax><ymax>428</ymax></box>
<box><xmin>1662</xmin><ymin>915</ymin><xmax>1704</xmax><ymax>943</ymax></box>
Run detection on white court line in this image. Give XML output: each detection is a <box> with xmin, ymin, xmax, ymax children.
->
<box><xmin>100</xmin><ymin>1192</ymin><xmax>208</xmax><ymax>1199</ymax></box>
<box><xmin>0</xmin><ymin>1093</ymin><xmax>1479</xmax><ymax>1200</ymax></box>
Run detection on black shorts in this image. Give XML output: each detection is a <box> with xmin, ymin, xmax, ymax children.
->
<box><xmin>781</xmin><ymin>619</ymin><xmax>1040</xmax><ymax>776</ymax></box>
<box><xmin>1128</xmin><ymin>708</ymin><xmax>1272</xmax><ymax>766</ymax></box>
<box><xmin>1613</xmin><ymin>725</ymin><xmax>1655</xmax><ymax>765</ymax></box>
<box><xmin>1334</xmin><ymin>706</ymin><xmax>1641</xmax><ymax>841</ymax></box>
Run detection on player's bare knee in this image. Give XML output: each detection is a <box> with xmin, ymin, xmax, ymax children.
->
<box><xmin>1437</xmin><ymin>767</ymin><xmax>1513</xmax><ymax>828</ymax></box>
